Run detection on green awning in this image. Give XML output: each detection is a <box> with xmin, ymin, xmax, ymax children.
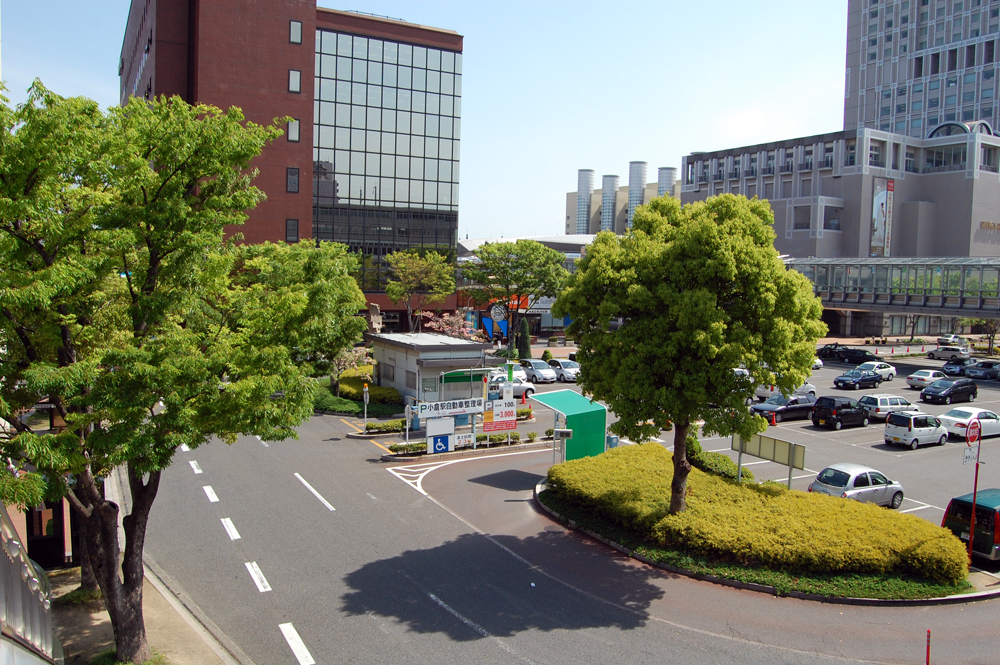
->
<box><xmin>529</xmin><ymin>390</ymin><xmax>606</xmax><ymax>417</ymax></box>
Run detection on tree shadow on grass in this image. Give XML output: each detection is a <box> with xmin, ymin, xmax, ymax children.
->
<box><xmin>339</xmin><ymin>528</ymin><xmax>673</xmax><ymax>643</ymax></box>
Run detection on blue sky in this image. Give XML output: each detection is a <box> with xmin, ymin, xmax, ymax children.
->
<box><xmin>2</xmin><ymin>1</ymin><xmax>848</xmax><ymax>240</ymax></box>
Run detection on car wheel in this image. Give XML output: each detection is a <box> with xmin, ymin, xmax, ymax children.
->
<box><xmin>834</xmin><ymin>420</ymin><xmax>843</xmax><ymax>431</ymax></box>
<box><xmin>928</xmin><ymin>352</ymin><xmax>934</xmax><ymax>358</ymax></box>
<box><xmin>812</xmin><ymin>420</ymin><xmax>820</xmax><ymax>427</ymax></box>
<box><xmin>853</xmin><ymin>383</ymin><xmax>859</xmax><ymax>390</ymax></box>
<box><xmin>774</xmin><ymin>413</ymin><xmax>783</xmax><ymax>424</ymax></box>
<box><xmin>938</xmin><ymin>434</ymin><xmax>947</xmax><ymax>446</ymax></box>
<box><xmin>557</xmin><ymin>374</ymin><xmax>564</xmax><ymax>383</ymax></box>
<box><xmin>946</xmin><ymin>396</ymin><xmax>953</xmax><ymax>405</ymax></box>
<box><xmin>910</xmin><ymin>438</ymin><xmax>919</xmax><ymax>450</ymax></box>
<box><xmin>876</xmin><ymin>380</ymin><xmax>882</xmax><ymax>388</ymax></box>
<box><xmin>969</xmin><ymin>393</ymin><xmax>976</xmax><ymax>402</ymax></box>
<box><xmin>862</xmin><ymin>417</ymin><xmax>870</xmax><ymax>427</ymax></box>
<box><xmin>888</xmin><ymin>373</ymin><xmax>894</xmax><ymax>381</ymax></box>
<box><xmin>891</xmin><ymin>491</ymin><xmax>904</xmax><ymax>509</ymax></box>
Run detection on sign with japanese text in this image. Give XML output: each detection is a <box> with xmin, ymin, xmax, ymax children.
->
<box><xmin>483</xmin><ymin>399</ymin><xmax>517</xmax><ymax>432</ymax></box>
<box><xmin>417</xmin><ymin>398</ymin><xmax>485</xmax><ymax>419</ymax></box>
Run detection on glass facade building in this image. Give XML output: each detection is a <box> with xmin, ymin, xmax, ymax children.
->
<box><xmin>312</xmin><ymin>28</ymin><xmax>462</xmax><ymax>285</ymax></box>
<box><xmin>600</xmin><ymin>175</ymin><xmax>619</xmax><ymax>232</ymax></box>
<box><xmin>575</xmin><ymin>170</ymin><xmax>594</xmax><ymax>234</ymax></box>
<box><xmin>627</xmin><ymin>161</ymin><xmax>647</xmax><ymax>228</ymax></box>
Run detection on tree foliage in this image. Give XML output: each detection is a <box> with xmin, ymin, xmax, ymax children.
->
<box><xmin>960</xmin><ymin>317</ymin><xmax>1000</xmax><ymax>353</ymax></box>
<box><xmin>462</xmin><ymin>239</ymin><xmax>569</xmax><ymax>351</ymax></box>
<box><xmin>384</xmin><ymin>250</ymin><xmax>455</xmax><ymax>331</ymax></box>
<box><xmin>0</xmin><ymin>83</ymin><xmax>365</xmax><ymax>663</ymax></box>
<box><xmin>554</xmin><ymin>195</ymin><xmax>826</xmax><ymax>513</ymax></box>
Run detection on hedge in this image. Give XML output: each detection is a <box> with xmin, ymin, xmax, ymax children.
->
<box><xmin>387</xmin><ymin>442</ymin><xmax>426</xmax><ymax>454</ymax></box>
<box><xmin>517</xmin><ymin>408</ymin><xmax>532</xmax><ymax>420</ymax></box>
<box><xmin>339</xmin><ymin>366</ymin><xmax>403</xmax><ymax>405</ymax></box>
<box><xmin>312</xmin><ymin>386</ymin><xmax>403</xmax><ymax>417</ymax></box>
<box><xmin>547</xmin><ymin>444</ymin><xmax>968</xmax><ymax>585</ymax></box>
<box><xmin>686</xmin><ymin>435</ymin><xmax>753</xmax><ymax>483</ymax></box>
<box><xmin>365</xmin><ymin>419</ymin><xmax>406</xmax><ymax>433</ymax></box>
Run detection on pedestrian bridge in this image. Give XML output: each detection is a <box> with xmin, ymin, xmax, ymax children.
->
<box><xmin>786</xmin><ymin>257</ymin><xmax>1000</xmax><ymax>319</ymax></box>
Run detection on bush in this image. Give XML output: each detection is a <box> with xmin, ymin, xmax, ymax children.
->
<box><xmin>517</xmin><ymin>318</ymin><xmax>531</xmax><ymax>360</ymax></box>
<box><xmin>541</xmin><ymin>349</ymin><xmax>553</xmax><ymax>362</ymax></box>
<box><xmin>517</xmin><ymin>408</ymin><xmax>532</xmax><ymax>420</ymax></box>
<box><xmin>527</xmin><ymin>432</ymin><xmax>538</xmax><ymax>442</ymax></box>
<box><xmin>313</xmin><ymin>386</ymin><xmax>402</xmax><ymax>417</ymax></box>
<box><xmin>476</xmin><ymin>433</ymin><xmax>488</xmax><ymax>443</ymax></box>
<box><xmin>365</xmin><ymin>419</ymin><xmax>405</xmax><ymax>433</ymax></box>
<box><xmin>685</xmin><ymin>434</ymin><xmax>753</xmax><ymax>482</ymax></box>
<box><xmin>545</xmin><ymin>428</ymin><xmax>554</xmax><ymax>437</ymax></box>
<box><xmin>339</xmin><ymin>366</ymin><xmax>403</xmax><ymax>405</ymax></box>
<box><xmin>387</xmin><ymin>442</ymin><xmax>427</xmax><ymax>454</ymax></box>
<box><xmin>487</xmin><ymin>432</ymin><xmax>520</xmax><ymax>444</ymax></box>
<box><xmin>547</xmin><ymin>444</ymin><xmax>968</xmax><ymax>585</ymax></box>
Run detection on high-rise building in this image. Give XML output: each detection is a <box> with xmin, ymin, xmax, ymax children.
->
<box><xmin>575</xmin><ymin>170</ymin><xmax>594</xmax><ymax>234</ymax></box>
<box><xmin>601</xmin><ymin>175</ymin><xmax>620</xmax><ymax>232</ymax></box>
<box><xmin>564</xmin><ymin>166</ymin><xmax>681</xmax><ymax>235</ymax></box>
<box><xmin>119</xmin><ymin>1</ymin><xmax>462</xmax><ymax>289</ymax></box>
<box><xmin>627</xmin><ymin>161</ymin><xmax>647</xmax><ymax>228</ymax></box>
<box><xmin>845</xmin><ymin>0</ymin><xmax>1000</xmax><ymax>137</ymax></box>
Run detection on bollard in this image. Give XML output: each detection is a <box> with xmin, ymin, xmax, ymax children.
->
<box><xmin>926</xmin><ymin>629</ymin><xmax>930</xmax><ymax>665</ymax></box>
<box><xmin>907</xmin><ymin>346</ymin><xmax>910</xmax><ymax>352</ymax></box>
<box><xmin>922</xmin><ymin>345</ymin><xmax>926</xmax><ymax>352</ymax></box>
<box><xmin>891</xmin><ymin>347</ymin><xmax>894</xmax><ymax>354</ymax></box>
<box><xmin>875</xmin><ymin>347</ymin><xmax>878</xmax><ymax>354</ymax></box>
<box><xmin>771</xmin><ymin>412</ymin><xmax>776</xmax><ymax>426</ymax></box>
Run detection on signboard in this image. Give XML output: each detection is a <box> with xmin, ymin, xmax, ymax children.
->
<box><xmin>483</xmin><ymin>399</ymin><xmax>517</xmax><ymax>432</ymax></box>
<box><xmin>964</xmin><ymin>444</ymin><xmax>980</xmax><ymax>465</ymax></box>
<box><xmin>455</xmin><ymin>433</ymin><xmax>474</xmax><ymax>449</ymax></box>
<box><xmin>869</xmin><ymin>178</ymin><xmax>894</xmax><ymax>257</ymax></box>
<box><xmin>968</xmin><ymin>419</ymin><xmax>982</xmax><ymax>445</ymax></box>
<box><xmin>733</xmin><ymin>433</ymin><xmax>805</xmax><ymax>470</ymax></box>
<box><xmin>429</xmin><ymin>435</ymin><xmax>453</xmax><ymax>454</ymax></box>
<box><xmin>417</xmin><ymin>398</ymin><xmax>484</xmax><ymax>419</ymax></box>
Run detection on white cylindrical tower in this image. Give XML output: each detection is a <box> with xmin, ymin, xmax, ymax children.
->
<box><xmin>576</xmin><ymin>170</ymin><xmax>594</xmax><ymax>234</ymax></box>
<box><xmin>601</xmin><ymin>175</ymin><xmax>619</xmax><ymax>232</ymax></box>
<box><xmin>627</xmin><ymin>161</ymin><xmax>647</xmax><ymax>228</ymax></box>
<box><xmin>657</xmin><ymin>167</ymin><xmax>677</xmax><ymax>197</ymax></box>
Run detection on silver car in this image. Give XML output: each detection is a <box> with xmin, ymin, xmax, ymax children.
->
<box><xmin>520</xmin><ymin>359</ymin><xmax>557</xmax><ymax>383</ymax></box>
<box><xmin>858</xmin><ymin>393</ymin><xmax>918</xmax><ymax>420</ymax></box>
<box><xmin>808</xmin><ymin>463</ymin><xmax>904</xmax><ymax>509</ymax></box>
<box><xmin>487</xmin><ymin>377</ymin><xmax>534</xmax><ymax>398</ymax></box>
<box><xmin>547</xmin><ymin>358</ymin><xmax>580</xmax><ymax>382</ymax></box>
<box><xmin>966</xmin><ymin>360</ymin><xmax>1000</xmax><ymax>380</ymax></box>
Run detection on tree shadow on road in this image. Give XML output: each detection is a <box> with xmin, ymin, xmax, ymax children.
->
<box><xmin>339</xmin><ymin>528</ymin><xmax>673</xmax><ymax>642</ymax></box>
<box><xmin>467</xmin><ymin>469</ymin><xmax>544</xmax><ymax>492</ymax></box>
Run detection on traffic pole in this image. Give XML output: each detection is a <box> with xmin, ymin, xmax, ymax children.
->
<box><xmin>925</xmin><ymin>629</ymin><xmax>931</xmax><ymax>665</ymax></box>
<box><xmin>968</xmin><ymin>418</ymin><xmax>982</xmax><ymax>564</ymax></box>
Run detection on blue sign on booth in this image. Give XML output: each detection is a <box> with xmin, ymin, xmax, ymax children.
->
<box><xmin>430</xmin><ymin>435</ymin><xmax>452</xmax><ymax>454</ymax></box>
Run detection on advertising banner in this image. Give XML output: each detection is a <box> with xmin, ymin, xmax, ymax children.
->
<box><xmin>869</xmin><ymin>178</ymin><xmax>894</xmax><ymax>257</ymax></box>
<box><xmin>483</xmin><ymin>399</ymin><xmax>517</xmax><ymax>432</ymax></box>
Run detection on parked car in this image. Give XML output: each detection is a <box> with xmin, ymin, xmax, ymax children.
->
<box><xmin>905</xmin><ymin>369</ymin><xmax>946</xmax><ymax>389</ymax></box>
<box><xmin>817</xmin><ymin>343</ymin><xmax>849</xmax><ymax>359</ymax></box>
<box><xmin>856</xmin><ymin>361</ymin><xmax>897</xmax><ymax>380</ymax></box>
<box><xmin>937</xmin><ymin>407</ymin><xmax>1000</xmax><ymax>439</ymax></box>
<box><xmin>942</xmin><ymin>357</ymin><xmax>977</xmax><ymax>376</ymax></box>
<box><xmin>920</xmin><ymin>377</ymin><xmax>978</xmax><ymax>404</ymax></box>
<box><xmin>487</xmin><ymin>376</ymin><xmax>534</xmax><ymax>398</ymax></box>
<box><xmin>937</xmin><ymin>334</ymin><xmax>969</xmax><ymax>346</ymax></box>
<box><xmin>884</xmin><ymin>412</ymin><xmax>948</xmax><ymax>449</ymax></box>
<box><xmin>965</xmin><ymin>360</ymin><xmax>1000</xmax><ymax>380</ymax></box>
<box><xmin>490</xmin><ymin>362</ymin><xmax>527</xmax><ymax>382</ymax></box>
<box><xmin>519</xmin><ymin>359</ymin><xmax>557</xmax><ymax>383</ymax></box>
<box><xmin>750</xmin><ymin>394</ymin><xmax>817</xmax><ymax>423</ymax></box>
<box><xmin>833</xmin><ymin>369</ymin><xmax>883</xmax><ymax>390</ymax></box>
<box><xmin>811</xmin><ymin>396</ymin><xmax>869</xmax><ymax>430</ymax></box>
<box><xmin>755</xmin><ymin>381</ymin><xmax>817</xmax><ymax>401</ymax></box>
<box><xmin>858</xmin><ymin>393</ymin><xmax>919</xmax><ymax>420</ymax></box>
<box><xmin>808</xmin><ymin>463</ymin><xmax>904</xmax><ymax>508</ymax></box>
<box><xmin>547</xmin><ymin>358</ymin><xmax>580</xmax><ymax>382</ymax></box>
<box><xmin>927</xmin><ymin>345</ymin><xmax>970</xmax><ymax>360</ymax></box>
<box><xmin>941</xmin><ymin>489</ymin><xmax>1000</xmax><ymax>560</ymax></box>
<box><xmin>838</xmin><ymin>348</ymin><xmax>882</xmax><ymax>365</ymax></box>
<box><xmin>812</xmin><ymin>357</ymin><xmax>824</xmax><ymax>370</ymax></box>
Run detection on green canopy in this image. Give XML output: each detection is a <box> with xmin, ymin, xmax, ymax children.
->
<box><xmin>529</xmin><ymin>390</ymin><xmax>607</xmax><ymax>461</ymax></box>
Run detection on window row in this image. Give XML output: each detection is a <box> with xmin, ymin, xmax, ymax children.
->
<box><xmin>318</xmin><ymin>153</ymin><xmax>460</xmax><ymax>182</ymax></box>
<box><xmin>317</xmin><ymin>31</ymin><xmax>462</xmax><ymax>74</ymax></box>
<box><xmin>881</xmin><ymin>87</ymin><xmax>995</xmax><ymax>112</ymax></box>
<box><xmin>314</xmin><ymin>105</ymin><xmax>460</xmax><ymax>139</ymax></box>
<box><xmin>314</xmin><ymin>129</ymin><xmax>460</xmax><ymax>161</ymax></box>
<box><xmin>316</xmin><ymin>55</ymin><xmax>462</xmax><ymax>95</ymax></box>
<box><xmin>316</xmin><ymin>81</ymin><xmax>461</xmax><ymax>116</ymax></box>
<box><xmin>316</xmin><ymin>174</ymin><xmax>459</xmax><ymax>208</ymax></box>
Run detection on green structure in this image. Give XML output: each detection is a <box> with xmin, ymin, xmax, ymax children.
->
<box><xmin>529</xmin><ymin>390</ymin><xmax>607</xmax><ymax>461</ymax></box>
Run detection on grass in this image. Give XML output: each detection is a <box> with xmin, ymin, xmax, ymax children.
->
<box><xmin>53</xmin><ymin>586</ymin><xmax>103</xmax><ymax>606</ymax></box>
<box><xmin>90</xmin><ymin>650</ymin><xmax>169</xmax><ymax>665</ymax></box>
<box><xmin>538</xmin><ymin>488</ymin><xmax>974</xmax><ymax>600</ymax></box>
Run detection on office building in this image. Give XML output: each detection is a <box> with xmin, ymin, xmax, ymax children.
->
<box><xmin>565</xmin><ymin>164</ymin><xmax>679</xmax><ymax>235</ymax></box>
<box><xmin>119</xmin><ymin>1</ymin><xmax>462</xmax><ymax>288</ymax></box>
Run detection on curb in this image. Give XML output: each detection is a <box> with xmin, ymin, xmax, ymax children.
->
<box><xmin>382</xmin><ymin>441</ymin><xmax>552</xmax><ymax>463</ymax></box>
<box><xmin>533</xmin><ymin>480</ymin><xmax>1000</xmax><ymax>607</ymax></box>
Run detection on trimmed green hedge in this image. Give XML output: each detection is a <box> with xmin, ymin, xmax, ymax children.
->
<box><xmin>686</xmin><ymin>435</ymin><xmax>753</xmax><ymax>483</ymax></box>
<box><xmin>474</xmin><ymin>432</ymin><xmax>521</xmax><ymax>444</ymax></box>
<box><xmin>340</xmin><ymin>366</ymin><xmax>403</xmax><ymax>405</ymax></box>
<box><xmin>365</xmin><ymin>419</ymin><xmax>406</xmax><ymax>433</ymax></box>
<box><xmin>547</xmin><ymin>444</ymin><xmax>968</xmax><ymax>585</ymax></box>
<box><xmin>387</xmin><ymin>442</ymin><xmax>427</xmax><ymax>454</ymax></box>
<box><xmin>312</xmin><ymin>386</ymin><xmax>403</xmax><ymax>417</ymax></box>
<box><xmin>517</xmin><ymin>408</ymin><xmax>532</xmax><ymax>420</ymax></box>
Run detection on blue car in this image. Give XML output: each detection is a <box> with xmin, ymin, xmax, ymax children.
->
<box><xmin>834</xmin><ymin>369</ymin><xmax>883</xmax><ymax>390</ymax></box>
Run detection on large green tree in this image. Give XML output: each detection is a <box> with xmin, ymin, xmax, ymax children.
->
<box><xmin>0</xmin><ymin>84</ymin><xmax>365</xmax><ymax>663</ymax></box>
<box><xmin>385</xmin><ymin>249</ymin><xmax>455</xmax><ymax>331</ymax></box>
<box><xmin>462</xmin><ymin>239</ymin><xmax>569</xmax><ymax>351</ymax></box>
<box><xmin>554</xmin><ymin>195</ymin><xmax>825</xmax><ymax>513</ymax></box>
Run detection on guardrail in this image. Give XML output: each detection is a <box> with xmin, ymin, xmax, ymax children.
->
<box><xmin>1</xmin><ymin>501</ymin><xmax>57</xmax><ymax>662</ymax></box>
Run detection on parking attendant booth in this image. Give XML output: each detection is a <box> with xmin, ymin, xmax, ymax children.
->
<box><xmin>529</xmin><ymin>390</ymin><xmax>607</xmax><ymax>461</ymax></box>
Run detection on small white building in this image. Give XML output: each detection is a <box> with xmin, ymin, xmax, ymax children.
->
<box><xmin>366</xmin><ymin>332</ymin><xmax>498</xmax><ymax>404</ymax></box>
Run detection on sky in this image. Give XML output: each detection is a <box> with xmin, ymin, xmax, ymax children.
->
<box><xmin>2</xmin><ymin>1</ymin><xmax>849</xmax><ymax>240</ymax></box>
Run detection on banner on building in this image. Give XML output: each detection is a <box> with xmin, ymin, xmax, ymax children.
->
<box><xmin>869</xmin><ymin>178</ymin><xmax>894</xmax><ymax>257</ymax></box>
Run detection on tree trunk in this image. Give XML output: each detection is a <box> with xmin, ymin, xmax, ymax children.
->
<box><xmin>77</xmin><ymin>517</ymin><xmax>99</xmax><ymax>592</ymax></box>
<box><xmin>75</xmin><ymin>463</ymin><xmax>161</xmax><ymax>664</ymax></box>
<box><xmin>669</xmin><ymin>421</ymin><xmax>692</xmax><ymax>514</ymax></box>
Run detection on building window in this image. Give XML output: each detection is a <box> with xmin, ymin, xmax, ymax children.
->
<box><xmin>383</xmin><ymin>364</ymin><xmax>395</xmax><ymax>383</ymax></box>
<box><xmin>285</xmin><ymin>219</ymin><xmax>299</xmax><ymax>243</ymax></box>
<box><xmin>288</xmin><ymin>69</ymin><xmax>301</xmax><ymax>93</ymax></box>
<box><xmin>287</xmin><ymin>167</ymin><xmax>300</xmax><ymax>193</ymax></box>
<box><xmin>405</xmin><ymin>370</ymin><xmax>417</xmax><ymax>390</ymax></box>
<box><xmin>290</xmin><ymin>20</ymin><xmax>302</xmax><ymax>44</ymax></box>
<box><xmin>287</xmin><ymin>119</ymin><xmax>300</xmax><ymax>142</ymax></box>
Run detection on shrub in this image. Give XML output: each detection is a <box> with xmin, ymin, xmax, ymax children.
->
<box><xmin>476</xmin><ymin>434</ymin><xmax>488</xmax><ymax>443</ymax></box>
<box><xmin>527</xmin><ymin>431</ymin><xmax>538</xmax><ymax>442</ymax></box>
<box><xmin>487</xmin><ymin>432</ymin><xmax>520</xmax><ymax>444</ymax></box>
<box><xmin>517</xmin><ymin>408</ymin><xmax>532</xmax><ymax>420</ymax></box>
<box><xmin>387</xmin><ymin>442</ymin><xmax>427</xmax><ymax>454</ymax></box>
<box><xmin>541</xmin><ymin>349</ymin><xmax>553</xmax><ymax>362</ymax></box>
<box><xmin>517</xmin><ymin>318</ymin><xmax>531</xmax><ymax>359</ymax></box>
<box><xmin>686</xmin><ymin>434</ymin><xmax>753</xmax><ymax>482</ymax></box>
<box><xmin>545</xmin><ymin>428</ymin><xmax>554</xmax><ymax>437</ymax></box>
<box><xmin>365</xmin><ymin>419</ymin><xmax>405</xmax><ymax>433</ymax></box>
<box><xmin>547</xmin><ymin>444</ymin><xmax>968</xmax><ymax>585</ymax></box>
<box><xmin>339</xmin><ymin>365</ymin><xmax>403</xmax><ymax>405</ymax></box>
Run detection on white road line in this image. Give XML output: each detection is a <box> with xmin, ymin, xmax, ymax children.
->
<box><xmin>203</xmin><ymin>486</ymin><xmax>219</xmax><ymax>503</ymax></box>
<box><xmin>900</xmin><ymin>505</ymin><xmax>933</xmax><ymax>513</ymax></box>
<box><xmin>189</xmin><ymin>460</ymin><xmax>203</xmax><ymax>474</ymax></box>
<box><xmin>179</xmin><ymin>444</ymin><xmax>190</xmax><ymax>452</ymax></box>
<box><xmin>294</xmin><ymin>473</ymin><xmax>335</xmax><ymax>511</ymax></box>
<box><xmin>708</xmin><ymin>448</ymin><xmax>731</xmax><ymax>453</ymax></box>
<box><xmin>244</xmin><ymin>562</ymin><xmax>272</xmax><ymax>592</ymax></box>
<box><xmin>426</xmin><ymin>591</ymin><xmax>535</xmax><ymax>664</ymax></box>
<box><xmin>220</xmin><ymin>518</ymin><xmax>241</xmax><ymax>541</ymax></box>
<box><xmin>387</xmin><ymin>449</ymin><xmax>549</xmax><ymax>495</ymax></box>
<box><xmin>278</xmin><ymin>623</ymin><xmax>316</xmax><ymax>665</ymax></box>
<box><xmin>255</xmin><ymin>435</ymin><xmax>269</xmax><ymax>448</ymax></box>
<box><xmin>741</xmin><ymin>460</ymin><xmax>770</xmax><ymax>466</ymax></box>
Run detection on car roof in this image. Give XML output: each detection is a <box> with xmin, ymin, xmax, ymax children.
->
<box><xmin>952</xmin><ymin>488</ymin><xmax>1000</xmax><ymax>509</ymax></box>
<box><xmin>823</xmin><ymin>462</ymin><xmax>879</xmax><ymax>475</ymax></box>
<box><xmin>887</xmin><ymin>411</ymin><xmax>933</xmax><ymax>418</ymax></box>
<box><xmin>860</xmin><ymin>393</ymin><xmax>905</xmax><ymax>399</ymax></box>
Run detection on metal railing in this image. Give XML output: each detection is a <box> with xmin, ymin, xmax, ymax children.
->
<box><xmin>980</xmin><ymin>164</ymin><xmax>999</xmax><ymax>173</ymax></box>
<box><xmin>744</xmin><ymin>167</ymin><xmax>758</xmax><ymax>177</ymax></box>
<box><xmin>821</xmin><ymin>156</ymin><xmax>834</xmax><ymax>169</ymax></box>
<box><xmin>697</xmin><ymin>174</ymin><xmax>709</xmax><ymax>183</ymax></box>
<box><xmin>762</xmin><ymin>165</ymin><xmax>775</xmax><ymax>175</ymax></box>
<box><xmin>798</xmin><ymin>160</ymin><xmax>814</xmax><ymax>171</ymax></box>
<box><xmin>728</xmin><ymin>170</ymin><xmax>741</xmax><ymax>179</ymax></box>
<box><xmin>1</xmin><ymin>502</ymin><xmax>56</xmax><ymax>661</ymax></box>
<box><xmin>779</xmin><ymin>163</ymin><xmax>794</xmax><ymax>173</ymax></box>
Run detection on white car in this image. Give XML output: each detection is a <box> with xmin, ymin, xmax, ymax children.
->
<box><xmin>754</xmin><ymin>382</ymin><xmax>817</xmax><ymax>401</ymax></box>
<box><xmin>857</xmin><ymin>361</ymin><xmax>896</xmax><ymax>381</ymax></box>
<box><xmin>490</xmin><ymin>363</ymin><xmax>527</xmax><ymax>382</ymax></box>
<box><xmin>937</xmin><ymin>407</ymin><xmax>1000</xmax><ymax>440</ymax></box>
<box><xmin>858</xmin><ymin>393</ymin><xmax>919</xmax><ymax>420</ymax></box>
<box><xmin>884</xmin><ymin>412</ymin><xmax>948</xmax><ymax>449</ymax></box>
<box><xmin>905</xmin><ymin>369</ymin><xmax>946</xmax><ymax>389</ymax></box>
<box><xmin>547</xmin><ymin>358</ymin><xmax>580</xmax><ymax>382</ymax></box>
<box><xmin>812</xmin><ymin>357</ymin><xmax>824</xmax><ymax>370</ymax></box>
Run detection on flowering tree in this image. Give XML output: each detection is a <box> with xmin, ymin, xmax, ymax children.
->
<box><xmin>329</xmin><ymin>347</ymin><xmax>373</xmax><ymax>396</ymax></box>
<box><xmin>422</xmin><ymin>311</ymin><xmax>487</xmax><ymax>341</ymax></box>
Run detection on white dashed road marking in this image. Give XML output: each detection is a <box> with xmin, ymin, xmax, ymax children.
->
<box><xmin>279</xmin><ymin>623</ymin><xmax>316</xmax><ymax>665</ymax></box>
<box><xmin>203</xmin><ymin>486</ymin><xmax>219</xmax><ymax>503</ymax></box>
<box><xmin>179</xmin><ymin>444</ymin><xmax>190</xmax><ymax>452</ymax></box>
<box><xmin>221</xmin><ymin>518</ymin><xmax>241</xmax><ymax>541</ymax></box>
<box><xmin>294</xmin><ymin>473</ymin><xmax>335</xmax><ymax>511</ymax></box>
<box><xmin>189</xmin><ymin>460</ymin><xmax>202</xmax><ymax>474</ymax></box>
<box><xmin>255</xmin><ymin>435</ymin><xmax>269</xmax><ymax>448</ymax></box>
<box><xmin>245</xmin><ymin>561</ymin><xmax>272</xmax><ymax>592</ymax></box>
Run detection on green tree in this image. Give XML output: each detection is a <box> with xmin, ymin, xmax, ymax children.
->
<box><xmin>554</xmin><ymin>195</ymin><xmax>825</xmax><ymax>514</ymax></box>
<box><xmin>960</xmin><ymin>317</ymin><xmax>1000</xmax><ymax>353</ymax></box>
<box><xmin>385</xmin><ymin>250</ymin><xmax>455</xmax><ymax>331</ymax></box>
<box><xmin>462</xmin><ymin>239</ymin><xmax>569</xmax><ymax>354</ymax></box>
<box><xmin>517</xmin><ymin>318</ymin><xmax>532</xmax><ymax>359</ymax></box>
<box><xmin>0</xmin><ymin>85</ymin><xmax>364</xmax><ymax>663</ymax></box>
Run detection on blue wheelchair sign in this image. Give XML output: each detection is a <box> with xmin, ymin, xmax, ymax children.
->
<box><xmin>430</xmin><ymin>435</ymin><xmax>452</xmax><ymax>454</ymax></box>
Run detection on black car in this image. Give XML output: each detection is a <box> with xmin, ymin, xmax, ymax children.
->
<box><xmin>750</xmin><ymin>394</ymin><xmax>817</xmax><ymax>423</ymax></box>
<box><xmin>942</xmin><ymin>357</ymin><xmax>977</xmax><ymax>376</ymax></box>
<box><xmin>837</xmin><ymin>348</ymin><xmax>882</xmax><ymax>365</ymax></box>
<box><xmin>834</xmin><ymin>369</ymin><xmax>883</xmax><ymax>390</ymax></box>
<box><xmin>812</xmin><ymin>396</ymin><xmax>869</xmax><ymax>430</ymax></box>
<box><xmin>817</xmin><ymin>343</ymin><xmax>849</xmax><ymax>359</ymax></box>
<box><xmin>920</xmin><ymin>378</ymin><xmax>978</xmax><ymax>404</ymax></box>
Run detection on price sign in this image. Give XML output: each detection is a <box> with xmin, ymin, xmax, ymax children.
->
<box><xmin>968</xmin><ymin>419</ymin><xmax>982</xmax><ymax>445</ymax></box>
<box><xmin>483</xmin><ymin>399</ymin><xmax>517</xmax><ymax>432</ymax></box>
<box><xmin>965</xmin><ymin>444</ymin><xmax>980</xmax><ymax>465</ymax></box>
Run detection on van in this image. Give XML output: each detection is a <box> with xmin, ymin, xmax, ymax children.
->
<box><xmin>858</xmin><ymin>393</ymin><xmax>918</xmax><ymax>420</ymax></box>
<box><xmin>883</xmin><ymin>412</ymin><xmax>948</xmax><ymax>449</ymax></box>
<box><xmin>811</xmin><ymin>396</ymin><xmax>868</xmax><ymax>430</ymax></box>
<box><xmin>941</xmin><ymin>489</ymin><xmax>1000</xmax><ymax>560</ymax></box>
<box><xmin>927</xmin><ymin>345</ymin><xmax>970</xmax><ymax>360</ymax></box>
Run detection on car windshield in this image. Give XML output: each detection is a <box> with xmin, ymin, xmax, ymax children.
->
<box><xmin>843</xmin><ymin>370</ymin><xmax>863</xmax><ymax>377</ymax></box>
<box><xmin>930</xmin><ymin>380</ymin><xmax>955</xmax><ymax>389</ymax></box>
<box><xmin>943</xmin><ymin>409</ymin><xmax>975</xmax><ymax>419</ymax></box>
<box><xmin>859</xmin><ymin>396</ymin><xmax>876</xmax><ymax>405</ymax></box>
<box><xmin>561</xmin><ymin>361</ymin><xmax>580</xmax><ymax>369</ymax></box>
<box><xmin>765</xmin><ymin>395</ymin><xmax>790</xmax><ymax>405</ymax></box>
<box><xmin>817</xmin><ymin>468</ymin><xmax>851</xmax><ymax>487</ymax></box>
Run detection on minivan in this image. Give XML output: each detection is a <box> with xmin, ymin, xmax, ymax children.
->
<box><xmin>920</xmin><ymin>377</ymin><xmax>978</xmax><ymax>404</ymax></box>
<box><xmin>858</xmin><ymin>393</ymin><xmax>918</xmax><ymax>420</ymax></box>
<box><xmin>884</xmin><ymin>412</ymin><xmax>948</xmax><ymax>449</ymax></box>
<box><xmin>811</xmin><ymin>396</ymin><xmax>869</xmax><ymax>430</ymax></box>
<box><xmin>941</xmin><ymin>489</ymin><xmax>1000</xmax><ymax>560</ymax></box>
<box><xmin>927</xmin><ymin>345</ymin><xmax>970</xmax><ymax>360</ymax></box>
